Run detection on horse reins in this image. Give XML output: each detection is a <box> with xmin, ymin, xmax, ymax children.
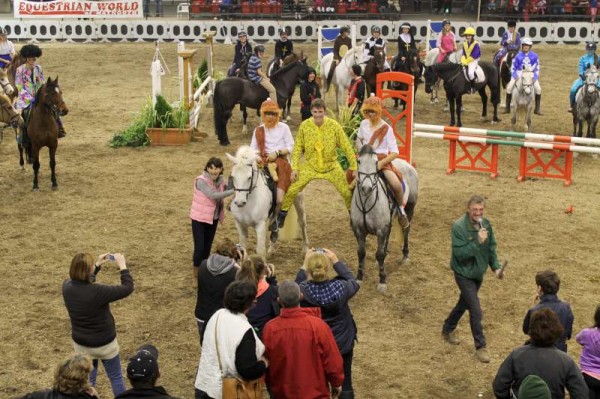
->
<box><xmin>355</xmin><ymin>157</ymin><xmax>393</xmax><ymax>226</ymax></box>
<box><xmin>232</xmin><ymin>164</ymin><xmax>260</xmax><ymax>196</ymax></box>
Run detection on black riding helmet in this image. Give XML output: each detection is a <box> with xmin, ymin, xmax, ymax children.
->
<box><xmin>507</xmin><ymin>20</ymin><xmax>517</xmax><ymax>28</ymax></box>
<box><xmin>254</xmin><ymin>44</ymin><xmax>265</xmax><ymax>54</ymax></box>
<box><xmin>20</xmin><ymin>44</ymin><xmax>42</xmax><ymax>58</ymax></box>
<box><xmin>586</xmin><ymin>41</ymin><xmax>597</xmax><ymax>52</ymax></box>
<box><xmin>340</xmin><ymin>26</ymin><xmax>350</xmax><ymax>34</ymax></box>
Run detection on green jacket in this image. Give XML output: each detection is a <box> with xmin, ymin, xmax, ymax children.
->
<box><xmin>450</xmin><ymin>213</ymin><xmax>501</xmax><ymax>281</ymax></box>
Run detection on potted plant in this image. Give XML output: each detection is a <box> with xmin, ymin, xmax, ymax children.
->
<box><xmin>145</xmin><ymin>95</ymin><xmax>192</xmax><ymax>146</ymax></box>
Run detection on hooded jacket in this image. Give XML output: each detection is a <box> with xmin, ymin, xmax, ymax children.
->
<box><xmin>295</xmin><ymin>261</ymin><xmax>359</xmax><ymax>354</ymax></box>
<box><xmin>300</xmin><ymin>67</ymin><xmax>321</xmax><ymax>110</ymax></box>
<box><xmin>195</xmin><ymin>254</ymin><xmax>238</xmax><ymax>321</ymax></box>
<box><xmin>577</xmin><ymin>327</ymin><xmax>600</xmax><ymax>375</ymax></box>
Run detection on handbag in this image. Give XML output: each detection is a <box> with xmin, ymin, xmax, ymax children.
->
<box><xmin>214</xmin><ymin>313</ymin><xmax>264</xmax><ymax>399</ymax></box>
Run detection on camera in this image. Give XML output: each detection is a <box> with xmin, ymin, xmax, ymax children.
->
<box><xmin>315</xmin><ymin>248</ymin><xmax>324</xmax><ymax>254</ymax></box>
<box><xmin>106</xmin><ymin>254</ymin><xmax>115</xmax><ymax>261</ymax></box>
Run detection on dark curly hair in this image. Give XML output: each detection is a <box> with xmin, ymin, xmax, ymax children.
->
<box><xmin>528</xmin><ymin>308</ymin><xmax>564</xmax><ymax>347</ymax></box>
<box><xmin>224</xmin><ymin>280</ymin><xmax>257</xmax><ymax>314</ymax></box>
<box><xmin>20</xmin><ymin>44</ymin><xmax>42</xmax><ymax>58</ymax></box>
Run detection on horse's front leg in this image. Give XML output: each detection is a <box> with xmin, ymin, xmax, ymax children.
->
<box><xmin>293</xmin><ymin>194</ymin><xmax>309</xmax><ymax>253</ymax></box>
<box><xmin>285</xmin><ymin>97</ymin><xmax>292</xmax><ymax>122</ymax></box>
<box><xmin>402</xmin><ymin>202</ymin><xmax>416</xmax><ymax>263</ymax></box>
<box><xmin>31</xmin><ymin>145</ymin><xmax>40</xmax><ymax>191</ymax></box>
<box><xmin>526</xmin><ymin>105</ymin><xmax>533</xmax><ymax>133</ymax></box>
<box><xmin>479</xmin><ymin>88</ymin><xmax>489</xmax><ymax>121</ymax></box>
<box><xmin>511</xmin><ymin>105</ymin><xmax>518</xmax><ymax>131</ymax></box>
<box><xmin>578</xmin><ymin>118</ymin><xmax>584</xmax><ymax>138</ymax></box>
<box><xmin>376</xmin><ymin>228</ymin><xmax>389</xmax><ymax>293</ymax></box>
<box><xmin>241</xmin><ymin>106</ymin><xmax>248</xmax><ymax>136</ymax></box>
<box><xmin>17</xmin><ymin>142</ymin><xmax>24</xmax><ymax>170</ymax></box>
<box><xmin>355</xmin><ymin>230</ymin><xmax>366</xmax><ymax>284</ymax></box>
<box><xmin>235</xmin><ymin>220</ymin><xmax>249</xmax><ymax>250</ymax></box>
<box><xmin>255</xmin><ymin>219</ymin><xmax>267</xmax><ymax>258</ymax></box>
<box><xmin>49</xmin><ymin>144</ymin><xmax>58</xmax><ymax>190</ymax></box>
<box><xmin>456</xmin><ymin>96</ymin><xmax>463</xmax><ymax>127</ymax></box>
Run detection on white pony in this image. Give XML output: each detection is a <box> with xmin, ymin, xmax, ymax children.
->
<box><xmin>320</xmin><ymin>44</ymin><xmax>365</xmax><ymax>112</ymax></box>
<box><xmin>227</xmin><ymin>145</ymin><xmax>309</xmax><ymax>258</ymax></box>
<box><xmin>510</xmin><ymin>65</ymin><xmax>535</xmax><ymax>132</ymax></box>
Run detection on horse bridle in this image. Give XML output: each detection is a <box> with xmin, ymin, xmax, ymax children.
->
<box><xmin>343</xmin><ymin>46</ymin><xmax>362</xmax><ymax>69</ymax></box>
<box><xmin>583</xmin><ymin>80</ymin><xmax>599</xmax><ymax>106</ymax></box>
<box><xmin>232</xmin><ymin>163</ymin><xmax>259</xmax><ymax>197</ymax></box>
<box><xmin>517</xmin><ymin>75</ymin><xmax>533</xmax><ymax>95</ymax></box>
<box><xmin>355</xmin><ymin>153</ymin><xmax>392</xmax><ymax>219</ymax></box>
<box><xmin>0</xmin><ymin>79</ymin><xmax>13</xmax><ymax>94</ymax></box>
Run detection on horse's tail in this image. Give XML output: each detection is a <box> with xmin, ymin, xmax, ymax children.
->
<box><xmin>482</xmin><ymin>62</ymin><xmax>501</xmax><ymax>105</ymax></box>
<box><xmin>212</xmin><ymin>81</ymin><xmax>230</xmax><ymax>143</ymax></box>
<box><xmin>389</xmin><ymin>218</ymin><xmax>405</xmax><ymax>249</ymax></box>
<box><xmin>278</xmin><ymin>204</ymin><xmax>300</xmax><ymax>241</ymax></box>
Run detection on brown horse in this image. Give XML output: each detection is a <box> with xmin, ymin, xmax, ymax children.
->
<box><xmin>6</xmin><ymin>53</ymin><xmax>25</xmax><ymax>100</ymax></box>
<box><xmin>23</xmin><ymin>77</ymin><xmax>68</xmax><ymax>191</ymax></box>
<box><xmin>363</xmin><ymin>47</ymin><xmax>386</xmax><ymax>96</ymax></box>
<box><xmin>0</xmin><ymin>92</ymin><xmax>22</xmax><ymax>145</ymax></box>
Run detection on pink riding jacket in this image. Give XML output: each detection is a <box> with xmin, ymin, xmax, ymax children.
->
<box><xmin>190</xmin><ymin>175</ymin><xmax>226</xmax><ymax>224</ymax></box>
<box><xmin>437</xmin><ymin>32</ymin><xmax>456</xmax><ymax>64</ymax></box>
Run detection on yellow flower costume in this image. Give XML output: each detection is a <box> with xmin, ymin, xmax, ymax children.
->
<box><xmin>281</xmin><ymin>116</ymin><xmax>357</xmax><ymax>212</ymax></box>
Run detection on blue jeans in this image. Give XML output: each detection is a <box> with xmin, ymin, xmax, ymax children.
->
<box><xmin>90</xmin><ymin>355</ymin><xmax>126</xmax><ymax>397</ymax></box>
<box><xmin>443</xmin><ymin>273</ymin><xmax>486</xmax><ymax>349</ymax></box>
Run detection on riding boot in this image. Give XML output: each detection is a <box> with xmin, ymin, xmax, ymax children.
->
<box><xmin>504</xmin><ymin>94</ymin><xmax>512</xmax><ymax>114</ymax></box>
<box><xmin>470</xmin><ymin>79</ymin><xmax>476</xmax><ymax>94</ymax></box>
<box><xmin>534</xmin><ymin>94</ymin><xmax>543</xmax><ymax>115</ymax></box>
<box><xmin>276</xmin><ymin>210</ymin><xmax>288</xmax><ymax>229</ymax></box>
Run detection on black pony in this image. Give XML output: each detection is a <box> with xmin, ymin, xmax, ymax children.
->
<box><xmin>499</xmin><ymin>49</ymin><xmax>518</xmax><ymax>113</ymax></box>
<box><xmin>424</xmin><ymin>61</ymin><xmax>501</xmax><ymax>127</ymax></box>
<box><xmin>213</xmin><ymin>52</ymin><xmax>307</xmax><ymax>145</ymax></box>
<box><xmin>390</xmin><ymin>48</ymin><xmax>423</xmax><ymax>109</ymax></box>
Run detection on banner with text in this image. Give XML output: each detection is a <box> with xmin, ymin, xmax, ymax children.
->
<box><xmin>15</xmin><ymin>0</ymin><xmax>143</xmax><ymax>18</ymax></box>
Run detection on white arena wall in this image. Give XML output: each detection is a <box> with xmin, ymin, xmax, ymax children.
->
<box><xmin>1</xmin><ymin>19</ymin><xmax>598</xmax><ymax>44</ymax></box>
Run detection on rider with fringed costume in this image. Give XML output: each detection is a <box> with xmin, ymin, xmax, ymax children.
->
<box><xmin>0</xmin><ymin>28</ymin><xmax>16</xmax><ymax>69</ymax></box>
<box><xmin>507</xmin><ymin>37</ymin><xmax>543</xmax><ymax>115</ymax></box>
<box><xmin>247</xmin><ymin>44</ymin><xmax>278</xmax><ymax>104</ymax></box>
<box><xmin>15</xmin><ymin>44</ymin><xmax>67</xmax><ymax>145</ymax></box>
<box><xmin>355</xmin><ymin>96</ymin><xmax>410</xmax><ymax>228</ymax></box>
<box><xmin>326</xmin><ymin>26</ymin><xmax>352</xmax><ymax>85</ymax></box>
<box><xmin>397</xmin><ymin>22</ymin><xmax>417</xmax><ymax>67</ymax></box>
<box><xmin>273</xmin><ymin>28</ymin><xmax>294</xmax><ymax>72</ymax></box>
<box><xmin>250</xmin><ymin>98</ymin><xmax>294</xmax><ymax>234</ymax></box>
<box><xmin>272</xmin><ymin>98</ymin><xmax>357</xmax><ymax>238</ymax></box>
<box><xmin>568</xmin><ymin>41</ymin><xmax>600</xmax><ymax>113</ymax></box>
<box><xmin>228</xmin><ymin>31</ymin><xmax>252</xmax><ymax>77</ymax></box>
<box><xmin>364</xmin><ymin>26</ymin><xmax>391</xmax><ymax>72</ymax></box>
<box><xmin>493</xmin><ymin>20</ymin><xmax>521</xmax><ymax>67</ymax></box>
<box><xmin>461</xmin><ymin>27</ymin><xmax>481</xmax><ymax>94</ymax></box>
<box><xmin>436</xmin><ymin>20</ymin><xmax>457</xmax><ymax>64</ymax></box>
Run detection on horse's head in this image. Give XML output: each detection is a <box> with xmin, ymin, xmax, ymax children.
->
<box><xmin>372</xmin><ymin>47</ymin><xmax>386</xmax><ymax>72</ymax></box>
<box><xmin>39</xmin><ymin>77</ymin><xmax>69</xmax><ymax>116</ymax></box>
<box><xmin>226</xmin><ymin>145</ymin><xmax>259</xmax><ymax>207</ymax></box>
<box><xmin>356</xmin><ymin>144</ymin><xmax>379</xmax><ymax>196</ymax></box>
<box><xmin>506</xmin><ymin>49</ymin><xmax>518</xmax><ymax>66</ymax></box>
<box><xmin>0</xmin><ymin>93</ymin><xmax>21</xmax><ymax>128</ymax></box>
<box><xmin>0</xmin><ymin>69</ymin><xmax>14</xmax><ymax>96</ymax></box>
<box><xmin>424</xmin><ymin>65</ymin><xmax>437</xmax><ymax>94</ymax></box>
<box><xmin>407</xmin><ymin>49</ymin><xmax>422</xmax><ymax>76</ymax></box>
<box><xmin>520</xmin><ymin>67</ymin><xmax>535</xmax><ymax>95</ymax></box>
<box><xmin>585</xmin><ymin>65</ymin><xmax>600</xmax><ymax>88</ymax></box>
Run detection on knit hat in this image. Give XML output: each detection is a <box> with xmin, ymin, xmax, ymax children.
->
<box><xmin>518</xmin><ymin>375</ymin><xmax>551</xmax><ymax>399</ymax></box>
<box><xmin>361</xmin><ymin>95</ymin><xmax>384</xmax><ymax>119</ymax></box>
<box><xmin>20</xmin><ymin>44</ymin><xmax>42</xmax><ymax>58</ymax></box>
<box><xmin>127</xmin><ymin>344</ymin><xmax>159</xmax><ymax>381</ymax></box>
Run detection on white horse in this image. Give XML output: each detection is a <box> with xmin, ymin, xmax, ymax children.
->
<box><xmin>227</xmin><ymin>145</ymin><xmax>309</xmax><ymax>258</ymax></box>
<box><xmin>573</xmin><ymin>64</ymin><xmax>600</xmax><ymax>142</ymax></box>
<box><xmin>510</xmin><ymin>66</ymin><xmax>535</xmax><ymax>132</ymax></box>
<box><xmin>424</xmin><ymin>48</ymin><xmax>461</xmax><ymax>108</ymax></box>
<box><xmin>320</xmin><ymin>44</ymin><xmax>365</xmax><ymax>112</ymax></box>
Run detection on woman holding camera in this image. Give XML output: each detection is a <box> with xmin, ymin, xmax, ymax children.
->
<box><xmin>295</xmin><ymin>248</ymin><xmax>360</xmax><ymax>399</ymax></box>
<box><xmin>190</xmin><ymin>157</ymin><xmax>234</xmax><ymax>278</ymax></box>
<box><xmin>62</xmin><ymin>253</ymin><xmax>134</xmax><ymax>397</ymax></box>
<box><xmin>195</xmin><ymin>238</ymin><xmax>245</xmax><ymax>345</ymax></box>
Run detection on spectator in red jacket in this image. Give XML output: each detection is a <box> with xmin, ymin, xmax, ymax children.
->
<box><xmin>262</xmin><ymin>280</ymin><xmax>344</xmax><ymax>399</ymax></box>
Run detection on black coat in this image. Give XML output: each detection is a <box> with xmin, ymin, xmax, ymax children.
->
<box><xmin>20</xmin><ymin>389</ymin><xmax>97</xmax><ymax>399</ymax></box>
<box><xmin>116</xmin><ymin>386</ymin><xmax>179</xmax><ymax>398</ymax></box>
<box><xmin>275</xmin><ymin>40</ymin><xmax>294</xmax><ymax>59</ymax></box>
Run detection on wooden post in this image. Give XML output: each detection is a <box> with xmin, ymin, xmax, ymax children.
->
<box><xmin>202</xmin><ymin>30</ymin><xmax>217</xmax><ymax>105</ymax></box>
<box><xmin>178</xmin><ymin>47</ymin><xmax>198</xmax><ymax>109</ymax></box>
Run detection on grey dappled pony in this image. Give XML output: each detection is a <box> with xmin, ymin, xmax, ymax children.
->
<box><xmin>227</xmin><ymin>145</ymin><xmax>308</xmax><ymax>258</ymax></box>
<box><xmin>350</xmin><ymin>145</ymin><xmax>418</xmax><ymax>293</ymax></box>
<box><xmin>510</xmin><ymin>66</ymin><xmax>535</xmax><ymax>132</ymax></box>
<box><xmin>573</xmin><ymin>65</ymin><xmax>600</xmax><ymax>139</ymax></box>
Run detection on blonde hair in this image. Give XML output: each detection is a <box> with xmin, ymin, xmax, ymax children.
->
<box><xmin>305</xmin><ymin>253</ymin><xmax>333</xmax><ymax>282</ymax></box>
<box><xmin>237</xmin><ymin>255</ymin><xmax>267</xmax><ymax>286</ymax></box>
<box><xmin>53</xmin><ymin>353</ymin><xmax>92</xmax><ymax>395</ymax></box>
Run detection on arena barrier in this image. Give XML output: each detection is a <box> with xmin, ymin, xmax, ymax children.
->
<box><xmin>414</xmin><ymin>124</ymin><xmax>600</xmax><ymax>186</ymax></box>
<box><xmin>1</xmin><ymin>20</ymin><xmax>598</xmax><ymax>44</ymax></box>
<box><xmin>376</xmin><ymin>72</ymin><xmax>414</xmax><ymax>163</ymax></box>
<box><xmin>189</xmin><ymin>33</ymin><xmax>215</xmax><ymax>130</ymax></box>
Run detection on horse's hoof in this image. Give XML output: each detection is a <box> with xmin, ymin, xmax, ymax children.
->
<box><xmin>401</xmin><ymin>256</ymin><xmax>411</xmax><ymax>265</ymax></box>
<box><xmin>241</xmin><ymin>126</ymin><xmax>248</xmax><ymax>135</ymax></box>
<box><xmin>377</xmin><ymin>283</ymin><xmax>387</xmax><ymax>294</ymax></box>
<box><xmin>32</xmin><ymin>187</ymin><xmax>39</xmax><ymax>192</ymax></box>
<box><xmin>480</xmin><ymin>117</ymin><xmax>489</xmax><ymax>122</ymax></box>
<box><xmin>286</xmin><ymin>115</ymin><xmax>291</xmax><ymax>122</ymax></box>
<box><xmin>434</xmin><ymin>98</ymin><xmax>439</xmax><ymax>104</ymax></box>
<box><xmin>51</xmin><ymin>185</ymin><xmax>58</xmax><ymax>191</ymax></box>
<box><xmin>491</xmin><ymin>120</ymin><xmax>498</xmax><ymax>125</ymax></box>
<box><xmin>443</xmin><ymin>108</ymin><xmax>449</xmax><ymax>113</ymax></box>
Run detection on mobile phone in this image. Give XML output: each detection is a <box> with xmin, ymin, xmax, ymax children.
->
<box><xmin>106</xmin><ymin>254</ymin><xmax>115</xmax><ymax>261</ymax></box>
<box><xmin>315</xmin><ymin>248</ymin><xmax>324</xmax><ymax>254</ymax></box>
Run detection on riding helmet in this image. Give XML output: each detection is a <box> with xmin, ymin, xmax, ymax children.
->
<box><xmin>442</xmin><ymin>19</ymin><xmax>451</xmax><ymax>26</ymax></box>
<box><xmin>463</xmin><ymin>27</ymin><xmax>476</xmax><ymax>36</ymax></box>
<box><xmin>0</xmin><ymin>27</ymin><xmax>7</xmax><ymax>36</ymax></box>
<box><xmin>507</xmin><ymin>20</ymin><xmax>517</xmax><ymax>28</ymax></box>
<box><xmin>400</xmin><ymin>22</ymin><xmax>411</xmax><ymax>30</ymax></box>
<box><xmin>521</xmin><ymin>37</ymin><xmax>533</xmax><ymax>46</ymax></box>
<box><xmin>254</xmin><ymin>44</ymin><xmax>265</xmax><ymax>54</ymax></box>
<box><xmin>371</xmin><ymin>26</ymin><xmax>381</xmax><ymax>34</ymax></box>
<box><xmin>340</xmin><ymin>26</ymin><xmax>350</xmax><ymax>34</ymax></box>
<box><xmin>278</xmin><ymin>28</ymin><xmax>287</xmax><ymax>36</ymax></box>
<box><xmin>20</xmin><ymin>44</ymin><xmax>42</xmax><ymax>58</ymax></box>
<box><xmin>586</xmin><ymin>41</ymin><xmax>597</xmax><ymax>52</ymax></box>
<box><xmin>238</xmin><ymin>31</ymin><xmax>247</xmax><ymax>38</ymax></box>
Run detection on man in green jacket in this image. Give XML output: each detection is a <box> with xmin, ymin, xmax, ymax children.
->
<box><xmin>442</xmin><ymin>195</ymin><xmax>504</xmax><ymax>363</ymax></box>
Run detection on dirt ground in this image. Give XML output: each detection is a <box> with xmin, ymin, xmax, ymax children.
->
<box><xmin>1</xmin><ymin>41</ymin><xmax>599</xmax><ymax>399</ymax></box>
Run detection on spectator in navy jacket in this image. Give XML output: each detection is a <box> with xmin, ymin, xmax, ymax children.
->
<box><xmin>296</xmin><ymin>248</ymin><xmax>360</xmax><ymax>399</ymax></box>
<box><xmin>523</xmin><ymin>270</ymin><xmax>574</xmax><ymax>352</ymax></box>
<box><xmin>62</xmin><ymin>252</ymin><xmax>134</xmax><ymax>397</ymax></box>
<box><xmin>236</xmin><ymin>254</ymin><xmax>279</xmax><ymax>338</ymax></box>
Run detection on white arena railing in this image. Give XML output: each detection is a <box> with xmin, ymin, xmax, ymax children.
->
<box><xmin>1</xmin><ymin>19</ymin><xmax>598</xmax><ymax>44</ymax></box>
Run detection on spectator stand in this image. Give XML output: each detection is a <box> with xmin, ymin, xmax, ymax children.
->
<box><xmin>317</xmin><ymin>24</ymin><xmax>357</xmax><ymax>61</ymax></box>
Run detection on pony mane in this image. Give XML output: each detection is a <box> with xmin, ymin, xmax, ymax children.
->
<box><xmin>0</xmin><ymin>92</ymin><xmax>11</xmax><ymax>105</ymax></box>
<box><xmin>271</xmin><ymin>53</ymin><xmax>303</xmax><ymax>78</ymax></box>
<box><xmin>358</xmin><ymin>144</ymin><xmax>375</xmax><ymax>157</ymax></box>
<box><xmin>34</xmin><ymin>82</ymin><xmax>46</xmax><ymax>105</ymax></box>
<box><xmin>235</xmin><ymin>145</ymin><xmax>258</xmax><ymax>163</ymax></box>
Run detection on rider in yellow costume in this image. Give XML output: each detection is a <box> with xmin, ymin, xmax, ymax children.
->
<box><xmin>271</xmin><ymin>98</ymin><xmax>357</xmax><ymax>237</ymax></box>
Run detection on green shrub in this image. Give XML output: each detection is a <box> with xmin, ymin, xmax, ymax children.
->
<box><xmin>331</xmin><ymin>106</ymin><xmax>362</xmax><ymax>170</ymax></box>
